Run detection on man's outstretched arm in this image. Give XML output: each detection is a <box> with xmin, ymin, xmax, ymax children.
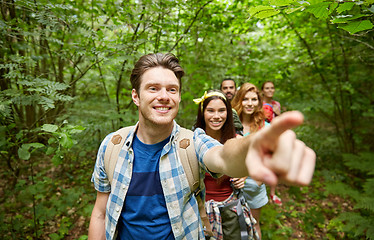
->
<box><xmin>88</xmin><ymin>191</ymin><xmax>109</xmax><ymax>240</ymax></box>
<box><xmin>203</xmin><ymin>111</ymin><xmax>316</xmax><ymax>186</ymax></box>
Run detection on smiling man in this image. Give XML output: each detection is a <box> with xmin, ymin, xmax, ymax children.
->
<box><xmin>88</xmin><ymin>53</ymin><xmax>316</xmax><ymax>240</ymax></box>
<box><xmin>220</xmin><ymin>78</ymin><xmax>236</xmax><ymax>101</ymax></box>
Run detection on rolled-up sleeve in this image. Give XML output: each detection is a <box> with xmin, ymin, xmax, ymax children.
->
<box><xmin>193</xmin><ymin>128</ymin><xmax>222</xmax><ymax>177</ymax></box>
<box><xmin>91</xmin><ymin>133</ymin><xmax>114</xmax><ymax>193</ymax></box>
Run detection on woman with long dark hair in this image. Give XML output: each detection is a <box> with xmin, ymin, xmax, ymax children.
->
<box><xmin>193</xmin><ymin>90</ymin><xmax>259</xmax><ymax>240</ymax></box>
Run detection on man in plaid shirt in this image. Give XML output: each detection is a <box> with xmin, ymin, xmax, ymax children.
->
<box><xmin>88</xmin><ymin>53</ymin><xmax>316</xmax><ymax>240</ymax></box>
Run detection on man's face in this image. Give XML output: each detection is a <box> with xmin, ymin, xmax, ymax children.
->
<box><xmin>221</xmin><ymin>80</ymin><xmax>236</xmax><ymax>100</ymax></box>
<box><xmin>132</xmin><ymin>67</ymin><xmax>181</xmax><ymax>127</ymax></box>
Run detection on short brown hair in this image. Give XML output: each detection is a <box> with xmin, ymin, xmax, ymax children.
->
<box><xmin>220</xmin><ymin>78</ymin><xmax>236</xmax><ymax>90</ymax></box>
<box><xmin>130</xmin><ymin>53</ymin><xmax>185</xmax><ymax>93</ymax></box>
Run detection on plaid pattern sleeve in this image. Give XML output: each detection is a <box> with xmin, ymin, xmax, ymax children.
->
<box><xmin>91</xmin><ymin>132</ymin><xmax>114</xmax><ymax>193</ymax></box>
<box><xmin>193</xmin><ymin>128</ymin><xmax>222</xmax><ymax>177</ymax></box>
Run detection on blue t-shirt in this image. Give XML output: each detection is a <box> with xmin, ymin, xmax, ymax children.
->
<box><xmin>116</xmin><ymin>134</ymin><xmax>174</xmax><ymax>240</ymax></box>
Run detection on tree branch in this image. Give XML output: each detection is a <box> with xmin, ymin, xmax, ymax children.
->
<box><xmin>169</xmin><ymin>0</ymin><xmax>213</xmax><ymax>52</ymax></box>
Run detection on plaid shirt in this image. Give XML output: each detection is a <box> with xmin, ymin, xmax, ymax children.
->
<box><xmin>205</xmin><ymin>192</ymin><xmax>259</xmax><ymax>240</ymax></box>
<box><xmin>91</xmin><ymin>121</ymin><xmax>221</xmax><ymax>240</ymax></box>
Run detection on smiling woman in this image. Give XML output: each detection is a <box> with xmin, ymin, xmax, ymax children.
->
<box><xmin>230</xmin><ymin>83</ymin><xmax>270</xmax><ymax>238</ymax></box>
<box><xmin>231</xmin><ymin>83</ymin><xmax>265</xmax><ymax>134</ymax></box>
<box><xmin>193</xmin><ymin>90</ymin><xmax>259</xmax><ymax>240</ymax></box>
<box><xmin>193</xmin><ymin>90</ymin><xmax>235</xmax><ymax>144</ymax></box>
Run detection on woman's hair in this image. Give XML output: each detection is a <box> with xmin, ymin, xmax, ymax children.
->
<box><xmin>261</xmin><ymin>81</ymin><xmax>275</xmax><ymax>92</ymax></box>
<box><xmin>193</xmin><ymin>90</ymin><xmax>235</xmax><ymax>143</ymax></box>
<box><xmin>261</xmin><ymin>80</ymin><xmax>274</xmax><ymax>91</ymax></box>
<box><xmin>231</xmin><ymin>83</ymin><xmax>265</xmax><ymax>133</ymax></box>
<box><xmin>130</xmin><ymin>53</ymin><xmax>185</xmax><ymax>93</ymax></box>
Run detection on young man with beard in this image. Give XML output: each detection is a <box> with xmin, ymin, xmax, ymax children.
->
<box><xmin>220</xmin><ymin>78</ymin><xmax>243</xmax><ymax>133</ymax></box>
<box><xmin>88</xmin><ymin>53</ymin><xmax>316</xmax><ymax>240</ymax></box>
<box><xmin>220</xmin><ymin>78</ymin><xmax>236</xmax><ymax>101</ymax></box>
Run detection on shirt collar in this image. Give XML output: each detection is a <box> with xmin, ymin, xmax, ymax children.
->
<box><xmin>124</xmin><ymin>121</ymin><xmax>182</xmax><ymax>151</ymax></box>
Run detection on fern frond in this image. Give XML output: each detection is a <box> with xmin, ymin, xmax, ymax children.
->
<box><xmin>342</xmin><ymin>152</ymin><xmax>374</xmax><ymax>175</ymax></box>
<box><xmin>363</xmin><ymin>178</ymin><xmax>374</xmax><ymax>197</ymax></box>
<box><xmin>355</xmin><ymin>196</ymin><xmax>374</xmax><ymax>213</ymax></box>
<box><xmin>337</xmin><ymin>212</ymin><xmax>372</xmax><ymax>235</ymax></box>
<box><xmin>325</xmin><ymin>182</ymin><xmax>360</xmax><ymax>200</ymax></box>
<box><xmin>366</xmin><ymin>226</ymin><xmax>374</xmax><ymax>239</ymax></box>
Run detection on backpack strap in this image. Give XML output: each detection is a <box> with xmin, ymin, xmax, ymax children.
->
<box><xmin>178</xmin><ymin>127</ymin><xmax>213</xmax><ymax>237</ymax></box>
<box><xmin>177</xmin><ymin>128</ymin><xmax>199</xmax><ymax>191</ymax></box>
<box><xmin>104</xmin><ymin>126</ymin><xmax>134</xmax><ymax>184</ymax></box>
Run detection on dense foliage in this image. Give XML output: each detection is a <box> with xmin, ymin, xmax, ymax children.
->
<box><xmin>1</xmin><ymin>0</ymin><xmax>373</xmax><ymax>239</ymax></box>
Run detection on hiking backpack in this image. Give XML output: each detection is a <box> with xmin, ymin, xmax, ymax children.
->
<box><xmin>103</xmin><ymin>126</ymin><xmax>213</xmax><ymax>236</ymax></box>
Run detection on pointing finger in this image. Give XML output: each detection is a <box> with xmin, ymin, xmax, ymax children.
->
<box><xmin>262</xmin><ymin>111</ymin><xmax>304</xmax><ymax>144</ymax></box>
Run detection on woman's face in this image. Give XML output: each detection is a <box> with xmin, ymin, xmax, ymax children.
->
<box><xmin>263</xmin><ymin>82</ymin><xmax>275</xmax><ymax>98</ymax></box>
<box><xmin>204</xmin><ymin>99</ymin><xmax>227</xmax><ymax>132</ymax></box>
<box><xmin>242</xmin><ymin>91</ymin><xmax>259</xmax><ymax>115</ymax></box>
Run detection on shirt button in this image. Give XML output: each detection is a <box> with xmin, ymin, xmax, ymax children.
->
<box><xmin>111</xmin><ymin>228</ymin><xmax>114</xmax><ymax>233</ymax></box>
<box><xmin>116</xmin><ymin>207</ymin><xmax>120</xmax><ymax>212</ymax></box>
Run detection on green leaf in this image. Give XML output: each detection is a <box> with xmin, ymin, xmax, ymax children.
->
<box><xmin>249</xmin><ymin>6</ymin><xmax>280</xmax><ymax>19</ymax></box>
<box><xmin>18</xmin><ymin>147</ymin><xmax>30</xmax><ymax>160</ymax></box>
<box><xmin>256</xmin><ymin>8</ymin><xmax>280</xmax><ymax>19</ymax></box>
<box><xmin>48</xmin><ymin>137</ymin><xmax>56</xmax><ymax>144</ymax></box>
<box><xmin>249</xmin><ymin>5</ymin><xmax>274</xmax><ymax>15</ymax></box>
<box><xmin>256</xmin><ymin>9</ymin><xmax>280</xmax><ymax>19</ymax></box>
<box><xmin>329</xmin><ymin>2</ymin><xmax>338</xmax><ymax>14</ymax></box>
<box><xmin>339</xmin><ymin>20</ymin><xmax>374</xmax><ymax>34</ymax></box>
<box><xmin>269</xmin><ymin>0</ymin><xmax>295</xmax><ymax>7</ymax></box>
<box><xmin>52</xmin><ymin>154</ymin><xmax>62</xmax><ymax>166</ymax></box>
<box><xmin>285</xmin><ymin>6</ymin><xmax>304</xmax><ymax>14</ymax></box>
<box><xmin>24</xmin><ymin>143</ymin><xmax>45</xmax><ymax>149</ymax></box>
<box><xmin>49</xmin><ymin>233</ymin><xmax>60</xmax><ymax>240</ymax></box>
<box><xmin>337</xmin><ymin>2</ymin><xmax>355</xmax><ymax>14</ymax></box>
<box><xmin>46</xmin><ymin>147</ymin><xmax>55</xmax><ymax>155</ymax></box>
<box><xmin>41</xmin><ymin>124</ymin><xmax>58</xmax><ymax>133</ymax></box>
<box><xmin>306</xmin><ymin>2</ymin><xmax>330</xmax><ymax>19</ymax></box>
<box><xmin>69</xmin><ymin>125</ymin><xmax>86</xmax><ymax>134</ymax></box>
<box><xmin>78</xmin><ymin>235</ymin><xmax>88</xmax><ymax>240</ymax></box>
<box><xmin>60</xmin><ymin>133</ymin><xmax>74</xmax><ymax>149</ymax></box>
<box><xmin>331</xmin><ymin>14</ymin><xmax>369</xmax><ymax>24</ymax></box>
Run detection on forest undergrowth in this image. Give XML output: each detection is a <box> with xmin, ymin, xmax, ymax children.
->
<box><xmin>1</xmin><ymin>150</ymin><xmax>369</xmax><ymax>240</ymax></box>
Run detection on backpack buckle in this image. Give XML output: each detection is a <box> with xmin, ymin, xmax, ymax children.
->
<box><xmin>193</xmin><ymin>187</ymin><xmax>201</xmax><ymax>197</ymax></box>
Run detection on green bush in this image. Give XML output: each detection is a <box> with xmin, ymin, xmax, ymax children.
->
<box><xmin>325</xmin><ymin>152</ymin><xmax>374</xmax><ymax>239</ymax></box>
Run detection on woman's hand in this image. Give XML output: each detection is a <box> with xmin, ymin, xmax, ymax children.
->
<box><xmin>273</xmin><ymin>104</ymin><xmax>281</xmax><ymax>116</ymax></box>
<box><xmin>231</xmin><ymin>177</ymin><xmax>247</xmax><ymax>189</ymax></box>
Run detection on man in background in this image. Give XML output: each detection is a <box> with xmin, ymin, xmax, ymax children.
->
<box><xmin>220</xmin><ymin>78</ymin><xmax>242</xmax><ymax>132</ymax></box>
<box><xmin>220</xmin><ymin>78</ymin><xmax>236</xmax><ymax>101</ymax></box>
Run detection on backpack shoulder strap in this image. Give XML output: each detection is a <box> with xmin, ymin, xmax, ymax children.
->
<box><xmin>104</xmin><ymin>126</ymin><xmax>134</xmax><ymax>184</ymax></box>
<box><xmin>177</xmin><ymin>127</ymin><xmax>199</xmax><ymax>191</ymax></box>
<box><xmin>177</xmin><ymin>127</ymin><xmax>213</xmax><ymax>236</ymax></box>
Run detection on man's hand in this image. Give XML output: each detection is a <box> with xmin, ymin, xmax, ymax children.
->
<box><xmin>246</xmin><ymin>111</ymin><xmax>316</xmax><ymax>186</ymax></box>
